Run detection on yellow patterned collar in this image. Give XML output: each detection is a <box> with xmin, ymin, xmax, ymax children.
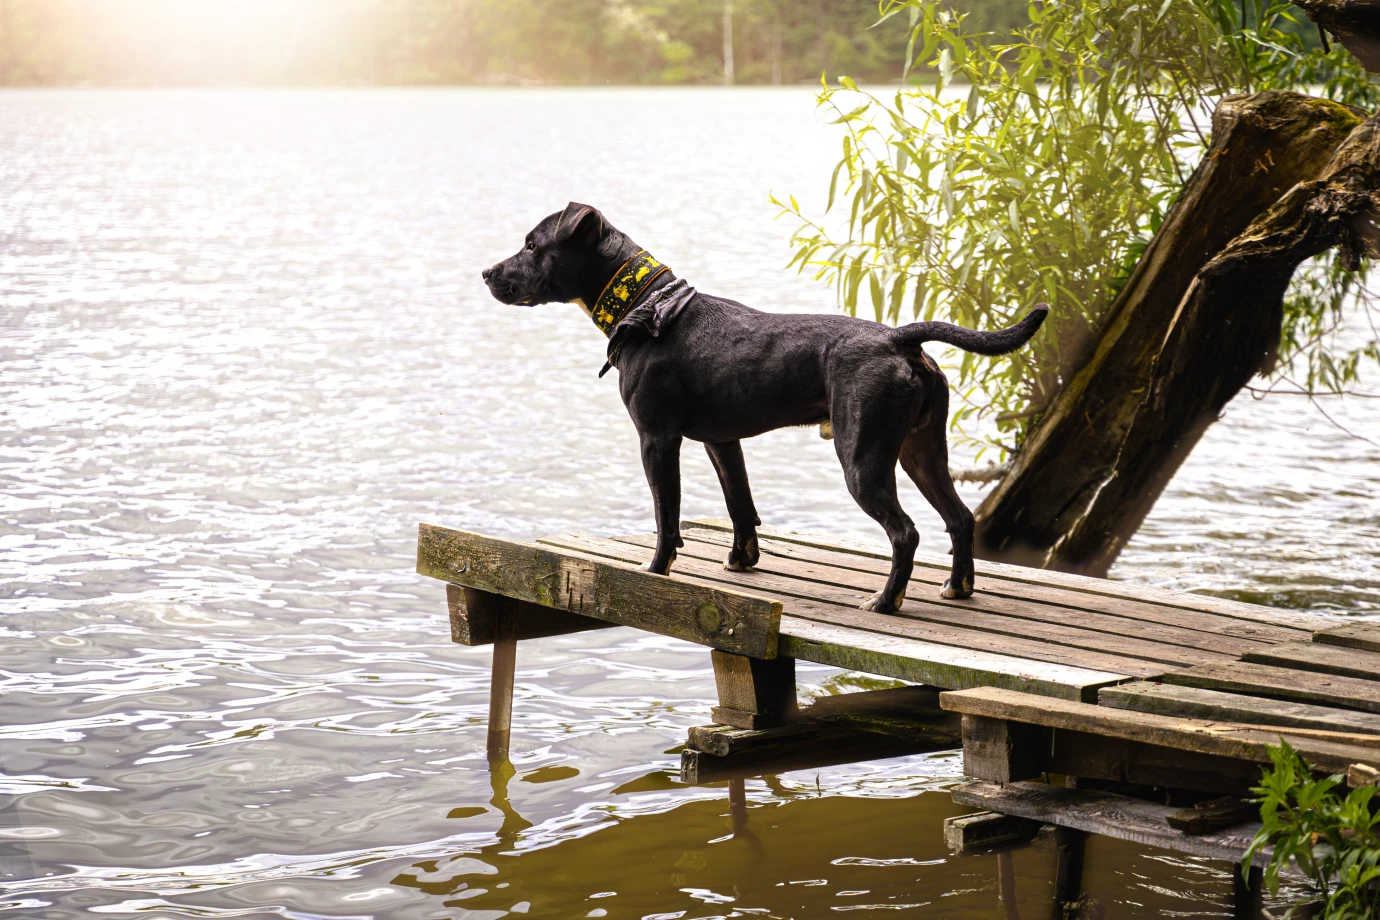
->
<box><xmin>589</xmin><ymin>250</ymin><xmax>669</xmax><ymax>336</ymax></box>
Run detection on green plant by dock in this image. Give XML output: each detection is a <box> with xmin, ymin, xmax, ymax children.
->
<box><xmin>1247</xmin><ymin>741</ymin><xmax>1380</xmax><ymax>919</ymax></box>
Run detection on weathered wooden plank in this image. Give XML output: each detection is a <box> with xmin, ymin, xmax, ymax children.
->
<box><xmin>541</xmin><ymin>533</ymin><xmax>1168</xmax><ymax>677</ymax></box>
<box><xmin>1100</xmin><ymin>681</ymin><xmax>1380</xmax><ymax>736</ymax></box>
<box><xmin>1314</xmin><ymin>621</ymin><xmax>1380</xmax><ymax>653</ymax></box>
<box><xmin>1165</xmin><ymin>796</ymin><xmax>1256</xmax><ymax>835</ymax></box>
<box><xmin>418</xmin><ymin>524</ymin><xmax>781</xmax><ymax>658</ymax></box>
<box><xmin>941</xmin><ymin>686</ymin><xmax>1380</xmax><ymax>773</ymax></box>
<box><xmin>943</xmin><ymin>812</ymin><xmax>1040</xmax><ymax>856</ymax></box>
<box><xmin>710</xmin><ymin>650</ymin><xmax>796</xmax><ymax>729</ymax></box>
<box><xmin>806</xmin><ymin>685</ymin><xmax>960</xmax><ymax>739</ymax></box>
<box><xmin>683</xmin><ymin>528</ymin><xmax>1299</xmax><ymax>648</ymax></box>
<box><xmin>447</xmin><ymin>585</ymin><xmax>614</xmax><ymax>646</ymax></box>
<box><xmin>685</xmin><ymin>519</ymin><xmax>1333</xmax><ymax>633</ymax></box>
<box><xmin>1163</xmin><ymin>661</ymin><xmax>1380</xmax><ymax>715</ymax></box>
<box><xmin>962</xmin><ymin>714</ymin><xmax>1043</xmax><ymax>783</ymax></box>
<box><xmin>680</xmin><ymin>721</ymin><xmax>947</xmax><ymax>784</ymax></box>
<box><xmin>777</xmin><ymin>617</ymin><xmax>1129</xmax><ymax>702</ymax></box>
<box><xmin>612</xmin><ymin>532</ymin><xmax>1226</xmax><ymax>668</ymax></box>
<box><xmin>655</xmin><ymin>533</ymin><xmax>1256</xmax><ymax>659</ymax></box>
<box><xmin>1244</xmin><ymin>640</ymin><xmax>1380</xmax><ymax>681</ymax></box>
<box><xmin>950</xmin><ymin>781</ymin><xmax>1266</xmax><ymax>865</ymax></box>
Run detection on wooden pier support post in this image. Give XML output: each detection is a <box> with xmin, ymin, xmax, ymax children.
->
<box><xmin>1048</xmin><ymin>826</ymin><xmax>1088</xmax><ymax>920</ymax></box>
<box><xmin>997</xmin><ymin>849</ymin><xmax>1020</xmax><ymax>920</ymax></box>
<box><xmin>486</xmin><ymin>594</ymin><xmax>520</xmax><ymax>763</ymax></box>
<box><xmin>710</xmin><ymin>650</ymin><xmax>797</xmax><ymax>729</ymax></box>
<box><xmin>1232</xmin><ymin>862</ymin><xmax>1264</xmax><ymax>920</ymax></box>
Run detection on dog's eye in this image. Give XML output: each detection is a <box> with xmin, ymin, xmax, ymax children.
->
<box><xmin>526</xmin><ymin>242</ymin><xmax>536</xmax><ymax>252</ymax></box>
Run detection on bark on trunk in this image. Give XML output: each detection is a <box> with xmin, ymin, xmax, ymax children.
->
<box><xmin>1293</xmin><ymin>0</ymin><xmax>1380</xmax><ymax>70</ymax></box>
<box><xmin>1049</xmin><ymin>112</ymin><xmax>1380</xmax><ymax>574</ymax></box>
<box><xmin>974</xmin><ymin>91</ymin><xmax>1365</xmax><ymax>573</ymax></box>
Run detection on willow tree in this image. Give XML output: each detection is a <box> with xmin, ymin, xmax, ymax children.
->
<box><xmin>779</xmin><ymin>0</ymin><xmax>1380</xmax><ymax>575</ymax></box>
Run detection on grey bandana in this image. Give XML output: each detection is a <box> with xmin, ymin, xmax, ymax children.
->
<box><xmin>599</xmin><ymin>277</ymin><xmax>696</xmax><ymax>377</ymax></box>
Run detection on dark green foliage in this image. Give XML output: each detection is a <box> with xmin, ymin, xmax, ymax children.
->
<box><xmin>1246</xmin><ymin>742</ymin><xmax>1380</xmax><ymax>920</ymax></box>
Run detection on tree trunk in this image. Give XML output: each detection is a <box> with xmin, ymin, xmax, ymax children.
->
<box><xmin>974</xmin><ymin>91</ymin><xmax>1365</xmax><ymax>573</ymax></box>
<box><xmin>1293</xmin><ymin>0</ymin><xmax>1380</xmax><ymax>70</ymax></box>
<box><xmin>1049</xmin><ymin>112</ymin><xmax>1380</xmax><ymax>574</ymax></box>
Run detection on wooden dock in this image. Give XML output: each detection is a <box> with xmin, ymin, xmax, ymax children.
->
<box><xmin>417</xmin><ymin>518</ymin><xmax>1380</xmax><ymax>918</ymax></box>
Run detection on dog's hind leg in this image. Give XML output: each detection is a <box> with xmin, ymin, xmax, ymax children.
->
<box><xmin>704</xmin><ymin>440</ymin><xmax>760</xmax><ymax>571</ymax></box>
<box><xmin>832</xmin><ymin>413</ymin><xmax>918</xmax><ymax>615</ymax></box>
<box><xmin>639</xmin><ymin>430</ymin><xmax>684</xmax><ymax>575</ymax></box>
<box><xmin>899</xmin><ymin>389</ymin><xmax>976</xmax><ymax>599</ymax></box>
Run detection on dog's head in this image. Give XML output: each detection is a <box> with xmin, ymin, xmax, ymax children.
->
<box><xmin>482</xmin><ymin>202</ymin><xmax>629</xmax><ymax>308</ymax></box>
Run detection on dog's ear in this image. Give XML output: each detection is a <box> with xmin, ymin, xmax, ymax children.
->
<box><xmin>554</xmin><ymin>202</ymin><xmax>604</xmax><ymax>243</ymax></box>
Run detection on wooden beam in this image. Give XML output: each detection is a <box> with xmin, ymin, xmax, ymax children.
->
<box><xmin>418</xmin><ymin>523</ymin><xmax>781</xmax><ymax>658</ymax></box>
<box><xmin>962</xmin><ymin>714</ymin><xmax>1044</xmax><ymax>784</ymax></box>
<box><xmin>806</xmin><ymin>684</ymin><xmax>960</xmax><ymax>739</ymax></box>
<box><xmin>447</xmin><ymin>585</ymin><xmax>614</xmax><ymax>646</ymax></box>
<box><xmin>943</xmin><ymin>811</ymin><xmax>1040</xmax><ymax>856</ymax></box>
<box><xmin>710</xmin><ymin>650</ymin><xmax>797</xmax><ymax>729</ymax></box>
<box><xmin>1100</xmin><ymin>681</ymin><xmax>1380</xmax><ymax>736</ymax></box>
<box><xmin>1244</xmin><ymin>640</ymin><xmax>1380</xmax><ymax>681</ymax></box>
<box><xmin>1163</xmin><ymin>660</ymin><xmax>1380</xmax><ymax>715</ymax></box>
<box><xmin>680</xmin><ymin>719</ymin><xmax>953</xmax><ymax>784</ymax></box>
<box><xmin>1314</xmin><ymin>621</ymin><xmax>1380</xmax><ymax>653</ymax></box>
<box><xmin>941</xmin><ymin>686</ymin><xmax>1380</xmax><ymax>774</ymax></box>
<box><xmin>950</xmin><ymin>781</ymin><xmax>1265</xmax><ymax>865</ymax></box>
<box><xmin>778</xmin><ymin>617</ymin><xmax>1128</xmax><ymax>702</ymax></box>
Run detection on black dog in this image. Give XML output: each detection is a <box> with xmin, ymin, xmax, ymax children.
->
<box><xmin>483</xmin><ymin>203</ymin><xmax>1047</xmax><ymax>613</ymax></box>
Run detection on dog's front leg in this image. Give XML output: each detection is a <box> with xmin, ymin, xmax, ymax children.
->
<box><xmin>705</xmin><ymin>440</ymin><xmax>760</xmax><ymax>571</ymax></box>
<box><xmin>639</xmin><ymin>430</ymin><xmax>684</xmax><ymax>575</ymax></box>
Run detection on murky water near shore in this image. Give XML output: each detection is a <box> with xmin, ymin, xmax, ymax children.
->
<box><xmin>1</xmin><ymin>87</ymin><xmax>1376</xmax><ymax>919</ymax></box>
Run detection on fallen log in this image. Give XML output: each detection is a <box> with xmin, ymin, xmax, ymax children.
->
<box><xmin>974</xmin><ymin>91</ymin><xmax>1365</xmax><ymax>574</ymax></box>
<box><xmin>1049</xmin><ymin>110</ymin><xmax>1380</xmax><ymax>574</ymax></box>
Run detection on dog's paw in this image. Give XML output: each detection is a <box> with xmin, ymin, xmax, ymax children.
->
<box><xmin>940</xmin><ymin>576</ymin><xmax>974</xmax><ymax>600</ymax></box>
<box><xmin>859</xmin><ymin>587</ymin><xmax>906</xmax><ymax>614</ymax></box>
<box><xmin>724</xmin><ymin>535</ymin><xmax>759</xmax><ymax>572</ymax></box>
<box><xmin>644</xmin><ymin>552</ymin><xmax>677</xmax><ymax>576</ymax></box>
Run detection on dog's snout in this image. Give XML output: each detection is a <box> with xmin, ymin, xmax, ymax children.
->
<box><xmin>481</xmin><ymin>266</ymin><xmax>493</xmax><ymax>282</ymax></box>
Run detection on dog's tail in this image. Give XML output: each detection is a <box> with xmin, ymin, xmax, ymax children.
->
<box><xmin>891</xmin><ymin>304</ymin><xmax>1049</xmax><ymax>356</ymax></box>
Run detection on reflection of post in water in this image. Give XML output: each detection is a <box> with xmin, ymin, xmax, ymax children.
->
<box><xmin>489</xmin><ymin>756</ymin><xmax>533</xmax><ymax>844</ymax></box>
<box><xmin>727</xmin><ymin>777</ymin><xmax>747</xmax><ymax>835</ymax></box>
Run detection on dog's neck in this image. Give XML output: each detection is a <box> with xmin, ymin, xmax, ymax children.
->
<box><xmin>575</xmin><ymin>245</ymin><xmax>671</xmax><ymax>336</ymax></box>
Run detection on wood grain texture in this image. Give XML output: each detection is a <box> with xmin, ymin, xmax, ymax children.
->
<box><xmin>941</xmin><ymin>686</ymin><xmax>1380</xmax><ymax>773</ymax></box>
<box><xmin>943</xmin><ymin>812</ymin><xmax>1040</xmax><ymax>856</ymax></box>
<box><xmin>1163</xmin><ymin>660</ymin><xmax>1380</xmax><ymax>714</ymax></box>
<box><xmin>1244</xmin><ymin>640</ymin><xmax>1380</xmax><ymax>680</ymax></box>
<box><xmin>1315</xmin><ymin>621</ymin><xmax>1380</xmax><ymax>653</ymax></box>
<box><xmin>541</xmin><ymin>533</ymin><xmax>1167</xmax><ymax>678</ymax></box>
<box><xmin>950</xmin><ymin>781</ymin><xmax>1266</xmax><ymax>865</ymax></box>
<box><xmin>1100</xmin><ymin>681</ymin><xmax>1380</xmax><ymax>736</ymax></box>
<box><xmin>664</xmin><ymin>532</ymin><xmax>1256</xmax><ymax>659</ymax></box>
<box><xmin>685</xmin><ymin>519</ymin><xmax>1332</xmax><ymax>632</ymax></box>
<box><xmin>777</xmin><ymin>617</ymin><xmax>1129</xmax><ymax>702</ymax></box>
<box><xmin>683</xmin><ymin>528</ymin><xmax>1298</xmax><ymax>648</ymax></box>
<box><xmin>418</xmin><ymin>523</ymin><xmax>781</xmax><ymax>658</ymax></box>
<box><xmin>447</xmin><ymin>585</ymin><xmax>613</xmax><ymax>646</ymax></box>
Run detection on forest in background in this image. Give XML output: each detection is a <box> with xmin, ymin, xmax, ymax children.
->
<box><xmin>0</xmin><ymin>0</ymin><xmax>1032</xmax><ymax>86</ymax></box>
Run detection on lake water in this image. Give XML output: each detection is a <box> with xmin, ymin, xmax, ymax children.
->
<box><xmin>2</xmin><ymin>87</ymin><xmax>1376</xmax><ymax>919</ymax></box>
